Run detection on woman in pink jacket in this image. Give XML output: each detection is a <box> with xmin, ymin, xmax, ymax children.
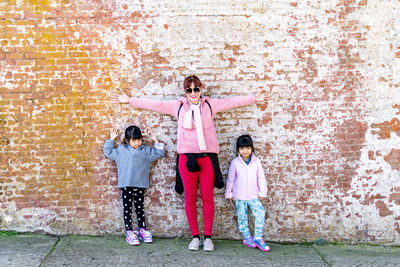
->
<box><xmin>225</xmin><ymin>135</ymin><xmax>270</xmax><ymax>252</ymax></box>
<box><xmin>113</xmin><ymin>75</ymin><xmax>269</xmax><ymax>251</ymax></box>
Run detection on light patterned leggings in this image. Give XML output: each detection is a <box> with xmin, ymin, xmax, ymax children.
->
<box><xmin>235</xmin><ymin>199</ymin><xmax>266</xmax><ymax>238</ymax></box>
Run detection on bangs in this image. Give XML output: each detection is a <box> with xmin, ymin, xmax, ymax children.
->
<box><xmin>183</xmin><ymin>76</ymin><xmax>202</xmax><ymax>89</ymax></box>
<box><xmin>237</xmin><ymin>138</ymin><xmax>253</xmax><ymax>148</ymax></box>
<box><xmin>125</xmin><ymin>125</ymin><xmax>142</xmax><ymax>141</ymax></box>
<box><xmin>236</xmin><ymin>135</ymin><xmax>254</xmax><ymax>152</ymax></box>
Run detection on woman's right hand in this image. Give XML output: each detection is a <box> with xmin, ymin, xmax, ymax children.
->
<box><xmin>111</xmin><ymin>89</ymin><xmax>130</xmax><ymax>103</ymax></box>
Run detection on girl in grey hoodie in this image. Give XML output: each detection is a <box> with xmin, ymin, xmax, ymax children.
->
<box><xmin>103</xmin><ymin>125</ymin><xmax>165</xmax><ymax>245</ymax></box>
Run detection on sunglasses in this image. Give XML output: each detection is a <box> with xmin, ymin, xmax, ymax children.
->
<box><xmin>185</xmin><ymin>87</ymin><xmax>201</xmax><ymax>94</ymax></box>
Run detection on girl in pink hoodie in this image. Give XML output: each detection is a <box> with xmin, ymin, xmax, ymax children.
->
<box><xmin>113</xmin><ymin>76</ymin><xmax>270</xmax><ymax>251</ymax></box>
<box><xmin>225</xmin><ymin>135</ymin><xmax>270</xmax><ymax>252</ymax></box>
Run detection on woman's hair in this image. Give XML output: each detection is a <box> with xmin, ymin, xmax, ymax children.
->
<box><xmin>124</xmin><ymin>125</ymin><xmax>142</xmax><ymax>144</ymax></box>
<box><xmin>236</xmin><ymin>135</ymin><xmax>255</xmax><ymax>152</ymax></box>
<box><xmin>183</xmin><ymin>75</ymin><xmax>203</xmax><ymax>90</ymax></box>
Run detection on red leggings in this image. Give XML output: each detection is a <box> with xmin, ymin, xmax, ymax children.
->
<box><xmin>178</xmin><ymin>154</ymin><xmax>215</xmax><ymax>236</ymax></box>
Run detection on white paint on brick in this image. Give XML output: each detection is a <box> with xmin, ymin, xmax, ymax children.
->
<box><xmin>335</xmin><ymin>0</ymin><xmax>400</xmax><ymax>244</ymax></box>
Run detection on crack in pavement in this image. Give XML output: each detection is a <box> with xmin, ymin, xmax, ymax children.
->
<box><xmin>312</xmin><ymin>245</ymin><xmax>332</xmax><ymax>267</ymax></box>
<box><xmin>39</xmin><ymin>237</ymin><xmax>60</xmax><ymax>267</ymax></box>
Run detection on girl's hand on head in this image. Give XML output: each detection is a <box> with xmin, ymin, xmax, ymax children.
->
<box><xmin>111</xmin><ymin>89</ymin><xmax>131</xmax><ymax>103</ymax></box>
<box><xmin>150</xmin><ymin>130</ymin><xmax>159</xmax><ymax>144</ymax></box>
<box><xmin>255</xmin><ymin>89</ymin><xmax>271</xmax><ymax>103</ymax></box>
<box><xmin>110</xmin><ymin>129</ymin><xmax>119</xmax><ymax>140</ymax></box>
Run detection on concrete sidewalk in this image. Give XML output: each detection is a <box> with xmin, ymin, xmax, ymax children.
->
<box><xmin>1</xmin><ymin>234</ymin><xmax>400</xmax><ymax>267</ymax></box>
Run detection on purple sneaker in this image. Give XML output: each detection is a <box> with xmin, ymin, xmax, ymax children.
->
<box><xmin>253</xmin><ymin>237</ymin><xmax>270</xmax><ymax>252</ymax></box>
<box><xmin>126</xmin><ymin>230</ymin><xmax>139</xmax><ymax>246</ymax></box>
<box><xmin>243</xmin><ymin>236</ymin><xmax>257</xmax><ymax>248</ymax></box>
<box><xmin>138</xmin><ymin>228</ymin><xmax>153</xmax><ymax>243</ymax></box>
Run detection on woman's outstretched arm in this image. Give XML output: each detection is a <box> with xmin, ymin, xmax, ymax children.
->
<box><xmin>208</xmin><ymin>89</ymin><xmax>271</xmax><ymax>114</ymax></box>
<box><xmin>112</xmin><ymin>90</ymin><xmax>180</xmax><ymax>117</ymax></box>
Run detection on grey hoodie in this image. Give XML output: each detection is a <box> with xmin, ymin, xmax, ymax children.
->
<box><xmin>103</xmin><ymin>140</ymin><xmax>165</xmax><ymax>189</ymax></box>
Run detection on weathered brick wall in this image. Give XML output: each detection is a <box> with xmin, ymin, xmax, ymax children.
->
<box><xmin>1</xmin><ymin>0</ymin><xmax>399</xmax><ymax>244</ymax></box>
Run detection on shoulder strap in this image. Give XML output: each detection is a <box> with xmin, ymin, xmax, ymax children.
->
<box><xmin>177</xmin><ymin>103</ymin><xmax>184</xmax><ymax>118</ymax></box>
<box><xmin>177</xmin><ymin>100</ymin><xmax>213</xmax><ymax>119</ymax></box>
<box><xmin>205</xmin><ymin>100</ymin><xmax>212</xmax><ymax>116</ymax></box>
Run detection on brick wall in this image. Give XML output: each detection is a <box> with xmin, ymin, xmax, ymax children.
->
<box><xmin>1</xmin><ymin>0</ymin><xmax>399</xmax><ymax>244</ymax></box>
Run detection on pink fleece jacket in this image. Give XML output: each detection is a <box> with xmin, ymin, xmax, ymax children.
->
<box><xmin>129</xmin><ymin>95</ymin><xmax>256</xmax><ymax>154</ymax></box>
<box><xmin>225</xmin><ymin>154</ymin><xmax>268</xmax><ymax>200</ymax></box>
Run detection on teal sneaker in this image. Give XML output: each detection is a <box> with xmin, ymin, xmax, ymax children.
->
<box><xmin>243</xmin><ymin>236</ymin><xmax>257</xmax><ymax>248</ymax></box>
<box><xmin>253</xmin><ymin>237</ymin><xmax>270</xmax><ymax>252</ymax></box>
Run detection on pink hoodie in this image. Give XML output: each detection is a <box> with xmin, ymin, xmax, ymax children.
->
<box><xmin>129</xmin><ymin>95</ymin><xmax>256</xmax><ymax>154</ymax></box>
<box><xmin>225</xmin><ymin>154</ymin><xmax>268</xmax><ymax>200</ymax></box>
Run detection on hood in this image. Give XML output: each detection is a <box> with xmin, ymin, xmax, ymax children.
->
<box><xmin>178</xmin><ymin>96</ymin><xmax>211</xmax><ymax>105</ymax></box>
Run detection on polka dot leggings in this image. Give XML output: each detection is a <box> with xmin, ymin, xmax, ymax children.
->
<box><xmin>121</xmin><ymin>187</ymin><xmax>146</xmax><ymax>231</ymax></box>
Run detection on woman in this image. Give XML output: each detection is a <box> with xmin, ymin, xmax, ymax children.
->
<box><xmin>112</xmin><ymin>75</ymin><xmax>269</xmax><ymax>251</ymax></box>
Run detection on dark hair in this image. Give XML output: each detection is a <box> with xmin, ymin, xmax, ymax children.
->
<box><xmin>183</xmin><ymin>75</ymin><xmax>203</xmax><ymax>91</ymax></box>
<box><xmin>236</xmin><ymin>135</ymin><xmax>254</xmax><ymax>152</ymax></box>
<box><xmin>124</xmin><ymin>125</ymin><xmax>142</xmax><ymax>144</ymax></box>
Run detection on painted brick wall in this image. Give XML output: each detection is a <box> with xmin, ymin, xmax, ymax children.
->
<box><xmin>1</xmin><ymin>0</ymin><xmax>399</xmax><ymax>244</ymax></box>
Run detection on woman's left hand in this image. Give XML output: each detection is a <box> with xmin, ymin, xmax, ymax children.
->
<box><xmin>255</xmin><ymin>89</ymin><xmax>271</xmax><ymax>102</ymax></box>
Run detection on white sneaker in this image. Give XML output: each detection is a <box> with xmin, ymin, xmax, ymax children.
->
<box><xmin>203</xmin><ymin>238</ymin><xmax>214</xmax><ymax>251</ymax></box>
<box><xmin>126</xmin><ymin>230</ymin><xmax>140</xmax><ymax>246</ymax></box>
<box><xmin>188</xmin><ymin>237</ymin><xmax>200</xmax><ymax>250</ymax></box>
